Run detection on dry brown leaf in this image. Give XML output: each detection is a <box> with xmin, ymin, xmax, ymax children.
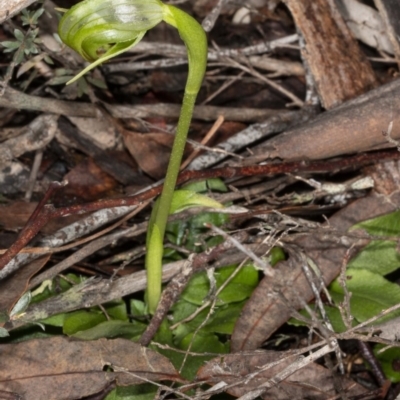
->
<box><xmin>0</xmin><ymin>256</ymin><xmax>49</xmax><ymax>322</ymax></box>
<box><xmin>122</xmin><ymin>131</ymin><xmax>176</xmax><ymax>179</ymax></box>
<box><xmin>0</xmin><ymin>336</ymin><xmax>181</xmax><ymax>400</ymax></box>
<box><xmin>0</xmin><ymin>202</ymin><xmax>83</xmax><ymax>234</ymax></box>
<box><xmin>60</xmin><ymin>158</ymin><xmax>118</xmax><ymax>201</ymax></box>
<box><xmin>197</xmin><ymin>351</ymin><xmax>367</xmax><ymax>399</ymax></box>
<box><xmin>0</xmin><ymin>202</ymin><xmax>38</xmax><ymax>231</ymax></box>
<box><xmin>231</xmin><ymin>191</ymin><xmax>400</xmax><ymax>351</ymax></box>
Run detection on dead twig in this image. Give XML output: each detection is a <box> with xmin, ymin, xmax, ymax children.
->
<box><xmin>1</xmin><ymin>149</ymin><xmax>399</xmax><ymax>278</ymax></box>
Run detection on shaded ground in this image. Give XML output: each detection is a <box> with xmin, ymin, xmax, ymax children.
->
<box><xmin>1</xmin><ymin>0</ymin><xmax>400</xmax><ymax>399</ymax></box>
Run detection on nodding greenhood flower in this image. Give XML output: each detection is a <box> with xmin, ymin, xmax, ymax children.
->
<box><xmin>58</xmin><ymin>0</ymin><xmax>208</xmax><ymax>314</ymax></box>
<box><xmin>59</xmin><ymin>0</ymin><xmax>170</xmax><ymax>84</ymax></box>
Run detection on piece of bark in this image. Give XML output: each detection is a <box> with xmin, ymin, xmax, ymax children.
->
<box><xmin>0</xmin><ymin>0</ymin><xmax>36</xmax><ymax>24</ymax></box>
<box><xmin>283</xmin><ymin>0</ymin><xmax>377</xmax><ymax>109</ymax></box>
<box><xmin>374</xmin><ymin>0</ymin><xmax>400</xmax><ymax>65</ymax></box>
<box><xmin>252</xmin><ymin>78</ymin><xmax>400</xmax><ymax>161</ymax></box>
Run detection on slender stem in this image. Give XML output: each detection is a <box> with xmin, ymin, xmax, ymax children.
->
<box><xmin>154</xmin><ymin>92</ymin><xmax>196</xmax><ymax>238</ymax></box>
<box><xmin>146</xmin><ymin>6</ymin><xmax>207</xmax><ymax>314</ymax></box>
<box><xmin>145</xmin><ymin>93</ymin><xmax>196</xmax><ymax>313</ymax></box>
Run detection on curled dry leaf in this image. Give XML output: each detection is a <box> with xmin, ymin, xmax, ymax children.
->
<box><xmin>197</xmin><ymin>350</ymin><xmax>367</xmax><ymax>399</ymax></box>
<box><xmin>0</xmin><ymin>336</ymin><xmax>181</xmax><ymax>400</ymax></box>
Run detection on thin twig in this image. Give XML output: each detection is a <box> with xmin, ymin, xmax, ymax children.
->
<box><xmin>201</xmin><ymin>0</ymin><xmax>229</xmax><ymax>32</ymax></box>
<box><xmin>207</xmin><ymin>224</ymin><xmax>274</xmax><ymax>276</ymax></box>
<box><xmin>181</xmin><ymin>115</ymin><xmax>224</xmax><ymax>170</ymax></box>
<box><xmin>236</xmin><ymin>343</ymin><xmax>335</xmax><ymax>400</ymax></box>
<box><xmin>24</xmin><ymin>149</ymin><xmax>43</xmax><ymax>202</ymax></box>
<box><xmin>1</xmin><ymin>149</ymin><xmax>399</xmax><ymax>277</ymax></box>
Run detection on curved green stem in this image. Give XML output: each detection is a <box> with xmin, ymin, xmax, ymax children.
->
<box><xmin>145</xmin><ymin>92</ymin><xmax>197</xmax><ymax>312</ymax></box>
<box><xmin>57</xmin><ymin>0</ymin><xmax>207</xmax><ymax>314</ymax></box>
<box><xmin>146</xmin><ymin>6</ymin><xmax>207</xmax><ymax>313</ymax></box>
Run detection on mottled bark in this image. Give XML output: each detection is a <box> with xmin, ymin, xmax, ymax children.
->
<box><xmin>0</xmin><ymin>0</ymin><xmax>37</xmax><ymax>24</ymax></box>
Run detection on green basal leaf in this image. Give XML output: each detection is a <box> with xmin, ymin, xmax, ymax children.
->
<box><xmin>347</xmin><ymin>210</ymin><xmax>400</xmax><ymax>275</ymax></box>
<box><xmin>130</xmin><ymin>299</ymin><xmax>147</xmax><ymax>317</ymax></box>
<box><xmin>63</xmin><ymin>300</ymin><xmax>128</xmax><ymax>335</ymax></box>
<box><xmin>169</xmin><ymin>190</ymin><xmax>223</xmax><ymax>214</ymax></box>
<box><xmin>155</xmin><ymin>322</ymin><xmax>228</xmax><ymax>381</ymax></box>
<box><xmin>374</xmin><ymin>345</ymin><xmax>400</xmax><ymax>383</ymax></box>
<box><xmin>181</xmin><ymin>264</ymin><xmax>259</xmax><ymax>306</ymax></box>
<box><xmin>289</xmin><ymin>305</ymin><xmax>349</xmax><ymax>333</ymax></box>
<box><xmin>200</xmin><ymin>301</ymin><xmax>246</xmax><ymax>334</ymax></box>
<box><xmin>72</xmin><ymin>320</ymin><xmax>146</xmax><ymax>340</ymax></box>
<box><xmin>106</xmin><ymin>300</ymin><xmax>129</xmax><ymax>320</ymax></box>
<box><xmin>293</xmin><ymin>211</ymin><xmax>400</xmax><ymax>332</ymax></box>
<box><xmin>63</xmin><ymin>310</ymin><xmax>108</xmax><ymax>336</ymax></box>
<box><xmin>171</xmin><ymin>299</ymin><xmax>198</xmax><ymax>324</ymax></box>
<box><xmin>166</xmin><ymin>211</ymin><xmax>229</xmax><ymax>252</ymax></box>
<box><xmin>291</xmin><ymin>268</ymin><xmax>400</xmax><ymax>333</ymax></box>
<box><xmin>352</xmin><ymin>210</ymin><xmax>400</xmax><ymax>236</ymax></box>
<box><xmin>177</xmin><ymin>332</ymin><xmax>228</xmax><ymax>380</ymax></box>
<box><xmin>0</xmin><ymin>323</ymin><xmax>62</xmax><ymax>344</ymax></box>
<box><xmin>182</xmin><ymin>178</ymin><xmax>228</xmax><ymax>193</ymax></box>
<box><xmin>347</xmin><ymin>240</ymin><xmax>400</xmax><ymax>276</ymax></box>
<box><xmin>329</xmin><ymin>269</ymin><xmax>400</xmax><ymax>324</ymax></box>
<box><xmin>40</xmin><ymin>313</ymin><xmax>67</xmax><ymax>327</ymax></box>
<box><xmin>31</xmin><ymin>273</ymin><xmax>81</xmax><ymax>304</ymax></box>
<box><xmin>270</xmin><ymin>246</ymin><xmax>286</xmax><ymax>266</ymax></box>
<box><xmin>171</xmin><ymin>300</ymin><xmax>246</xmax><ymax>342</ymax></box>
<box><xmin>105</xmin><ymin>383</ymin><xmax>157</xmax><ymax>400</ymax></box>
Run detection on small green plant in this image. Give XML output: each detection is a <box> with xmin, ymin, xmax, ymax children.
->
<box><xmin>20</xmin><ymin>7</ymin><xmax>45</xmax><ymax>27</ymax></box>
<box><xmin>0</xmin><ymin>5</ymin><xmax>45</xmax><ymax>62</ymax></box>
<box><xmin>58</xmin><ymin>0</ymin><xmax>208</xmax><ymax>313</ymax></box>
<box><xmin>1</xmin><ymin>28</ymin><xmax>42</xmax><ymax>65</ymax></box>
<box><xmin>0</xmin><ymin>4</ymin><xmax>50</xmax><ymax>90</ymax></box>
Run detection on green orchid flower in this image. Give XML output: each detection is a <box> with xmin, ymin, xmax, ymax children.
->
<box><xmin>58</xmin><ymin>0</ymin><xmax>208</xmax><ymax>313</ymax></box>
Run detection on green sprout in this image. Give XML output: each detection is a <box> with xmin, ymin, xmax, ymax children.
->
<box><xmin>1</xmin><ymin>28</ymin><xmax>41</xmax><ymax>65</ymax></box>
<box><xmin>58</xmin><ymin>0</ymin><xmax>208</xmax><ymax>313</ymax></box>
